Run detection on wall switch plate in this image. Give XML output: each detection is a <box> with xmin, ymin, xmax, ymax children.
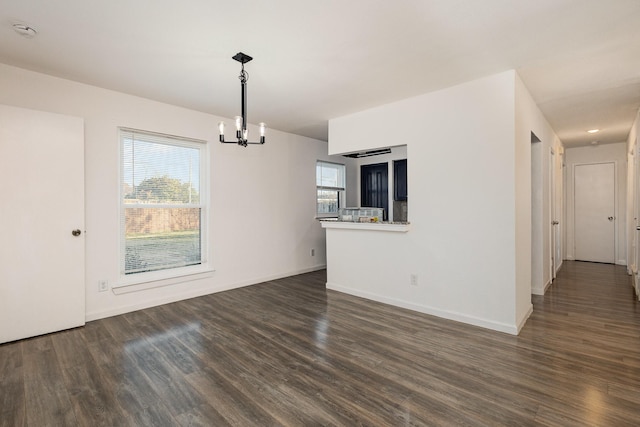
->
<box><xmin>98</xmin><ymin>280</ymin><xmax>109</xmax><ymax>292</ymax></box>
<box><xmin>410</xmin><ymin>274</ymin><xmax>418</xmax><ymax>286</ymax></box>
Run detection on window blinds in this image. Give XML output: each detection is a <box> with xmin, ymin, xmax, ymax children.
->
<box><xmin>316</xmin><ymin>161</ymin><xmax>345</xmax><ymax>190</ymax></box>
<box><xmin>120</xmin><ymin>129</ymin><xmax>205</xmax><ymax>275</ymax></box>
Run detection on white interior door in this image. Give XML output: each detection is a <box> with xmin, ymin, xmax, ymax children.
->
<box><xmin>550</xmin><ymin>148</ymin><xmax>557</xmax><ymax>280</ymax></box>
<box><xmin>574</xmin><ymin>162</ymin><xmax>615</xmax><ymax>263</ymax></box>
<box><xmin>0</xmin><ymin>104</ymin><xmax>85</xmax><ymax>344</ymax></box>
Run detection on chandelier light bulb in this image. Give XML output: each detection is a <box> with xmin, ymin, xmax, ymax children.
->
<box><xmin>259</xmin><ymin>123</ymin><xmax>266</xmax><ymax>143</ymax></box>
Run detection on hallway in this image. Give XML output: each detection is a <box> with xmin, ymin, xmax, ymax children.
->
<box><xmin>519</xmin><ymin>261</ymin><xmax>640</xmax><ymax>425</ymax></box>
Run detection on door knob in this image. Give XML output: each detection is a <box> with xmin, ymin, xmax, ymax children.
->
<box><xmin>71</xmin><ymin>229</ymin><xmax>82</xmax><ymax>236</ymax></box>
<box><xmin>552</xmin><ymin>221</ymin><xmax>559</xmax><ymax>225</ymax></box>
<box><xmin>608</xmin><ymin>217</ymin><xmax>614</xmax><ymax>221</ymax></box>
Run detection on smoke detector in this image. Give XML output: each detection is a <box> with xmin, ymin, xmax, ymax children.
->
<box><xmin>12</xmin><ymin>23</ymin><xmax>37</xmax><ymax>38</ymax></box>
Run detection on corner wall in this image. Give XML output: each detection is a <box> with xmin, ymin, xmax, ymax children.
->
<box><xmin>514</xmin><ymin>74</ymin><xmax>564</xmax><ymax>299</ymax></box>
<box><xmin>0</xmin><ymin>63</ymin><xmax>340</xmax><ymax>321</ymax></box>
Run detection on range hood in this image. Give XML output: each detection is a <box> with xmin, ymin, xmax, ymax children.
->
<box><xmin>342</xmin><ymin>148</ymin><xmax>391</xmax><ymax>158</ymax></box>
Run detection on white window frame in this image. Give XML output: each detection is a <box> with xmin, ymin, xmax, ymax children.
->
<box><xmin>117</xmin><ymin>128</ymin><xmax>210</xmax><ymax>287</ymax></box>
<box><xmin>316</xmin><ymin>160</ymin><xmax>346</xmax><ymax>218</ymax></box>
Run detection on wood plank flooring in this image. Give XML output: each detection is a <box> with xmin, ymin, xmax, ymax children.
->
<box><xmin>1</xmin><ymin>261</ymin><xmax>639</xmax><ymax>426</ymax></box>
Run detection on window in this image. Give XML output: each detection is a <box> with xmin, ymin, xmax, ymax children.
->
<box><xmin>316</xmin><ymin>161</ymin><xmax>345</xmax><ymax>216</ymax></box>
<box><xmin>120</xmin><ymin>129</ymin><xmax>207</xmax><ymax>277</ymax></box>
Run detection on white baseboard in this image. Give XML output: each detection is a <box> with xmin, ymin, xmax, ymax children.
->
<box><xmin>85</xmin><ymin>265</ymin><xmax>326</xmax><ymax>322</ymax></box>
<box><xmin>86</xmin><ymin>283</ymin><xmax>245</xmax><ymax>322</ymax></box>
<box><xmin>532</xmin><ymin>277</ymin><xmax>553</xmax><ymax>296</ymax></box>
<box><xmin>516</xmin><ymin>304</ymin><xmax>534</xmax><ymax>334</ymax></box>
<box><xmin>326</xmin><ymin>282</ymin><xmax>522</xmax><ymax>335</ymax></box>
<box><xmin>564</xmin><ymin>257</ymin><xmax>624</xmax><ymax>266</ymax></box>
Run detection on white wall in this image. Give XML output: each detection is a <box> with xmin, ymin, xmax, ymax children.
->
<box><xmin>329</xmin><ymin>71</ymin><xmax>530</xmax><ymax>334</ymax></box>
<box><xmin>0</xmin><ymin>63</ymin><xmax>341</xmax><ymax>320</ymax></box>
<box><xmin>564</xmin><ymin>142</ymin><xmax>627</xmax><ymax>265</ymax></box>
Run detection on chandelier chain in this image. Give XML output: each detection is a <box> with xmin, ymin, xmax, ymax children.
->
<box><xmin>239</xmin><ymin>64</ymin><xmax>249</xmax><ymax>83</ymax></box>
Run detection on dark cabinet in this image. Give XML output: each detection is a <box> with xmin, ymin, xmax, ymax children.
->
<box><xmin>394</xmin><ymin>159</ymin><xmax>407</xmax><ymax>201</ymax></box>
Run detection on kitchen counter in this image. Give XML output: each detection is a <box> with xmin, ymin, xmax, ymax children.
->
<box><xmin>320</xmin><ymin>220</ymin><xmax>410</xmax><ymax>232</ymax></box>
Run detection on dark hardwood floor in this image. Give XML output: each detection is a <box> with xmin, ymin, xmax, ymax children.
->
<box><xmin>1</xmin><ymin>261</ymin><xmax>640</xmax><ymax>426</ymax></box>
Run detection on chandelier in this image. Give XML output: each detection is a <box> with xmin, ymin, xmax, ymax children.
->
<box><xmin>218</xmin><ymin>52</ymin><xmax>266</xmax><ymax>147</ymax></box>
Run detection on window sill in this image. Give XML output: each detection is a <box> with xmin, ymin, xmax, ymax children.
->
<box><xmin>112</xmin><ymin>265</ymin><xmax>215</xmax><ymax>295</ymax></box>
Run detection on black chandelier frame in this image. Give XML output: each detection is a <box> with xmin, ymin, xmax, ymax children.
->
<box><xmin>219</xmin><ymin>52</ymin><xmax>266</xmax><ymax>147</ymax></box>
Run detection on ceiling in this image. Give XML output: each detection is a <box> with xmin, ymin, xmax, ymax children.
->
<box><xmin>1</xmin><ymin>0</ymin><xmax>639</xmax><ymax>147</ymax></box>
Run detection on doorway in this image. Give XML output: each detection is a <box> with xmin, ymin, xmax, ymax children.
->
<box><xmin>550</xmin><ymin>148</ymin><xmax>558</xmax><ymax>280</ymax></box>
<box><xmin>531</xmin><ymin>133</ymin><xmax>544</xmax><ymax>293</ymax></box>
<box><xmin>574</xmin><ymin>162</ymin><xmax>616</xmax><ymax>263</ymax></box>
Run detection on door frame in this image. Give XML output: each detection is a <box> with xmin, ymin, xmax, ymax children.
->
<box><xmin>633</xmin><ymin>142</ymin><xmax>640</xmax><ymax>295</ymax></box>
<box><xmin>550</xmin><ymin>147</ymin><xmax>557</xmax><ymax>280</ymax></box>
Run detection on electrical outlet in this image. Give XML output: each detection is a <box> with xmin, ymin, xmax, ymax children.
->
<box><xmin>98</xmin><ymin>280</ymin><xmax>109</xmax><ymax>292</ymax></box>
<box><xmin>410</xmin><ymin>274</ymin><xmax>418</xmax><ymax>286</ymax></box>
<box><xmin>310</xmin><ymin>248</ymin><xmax>315</xmax><ymax>256</ymax></box>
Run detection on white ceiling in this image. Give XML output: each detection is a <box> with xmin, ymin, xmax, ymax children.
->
<box><xmin>1</xmin><ymin>0</ymin><xmax>639</xmax><ymax>147</ymax></box>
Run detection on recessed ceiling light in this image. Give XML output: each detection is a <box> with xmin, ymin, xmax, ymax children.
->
<box><xmin>587</xmin><ymin>129</ymin><xmax>600</xmax><ymax>134</ymax></box>
<box><xmin>12</xmin><ymin>23</ymin><xmax>37</xmax><ymax>38</ymax></box>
